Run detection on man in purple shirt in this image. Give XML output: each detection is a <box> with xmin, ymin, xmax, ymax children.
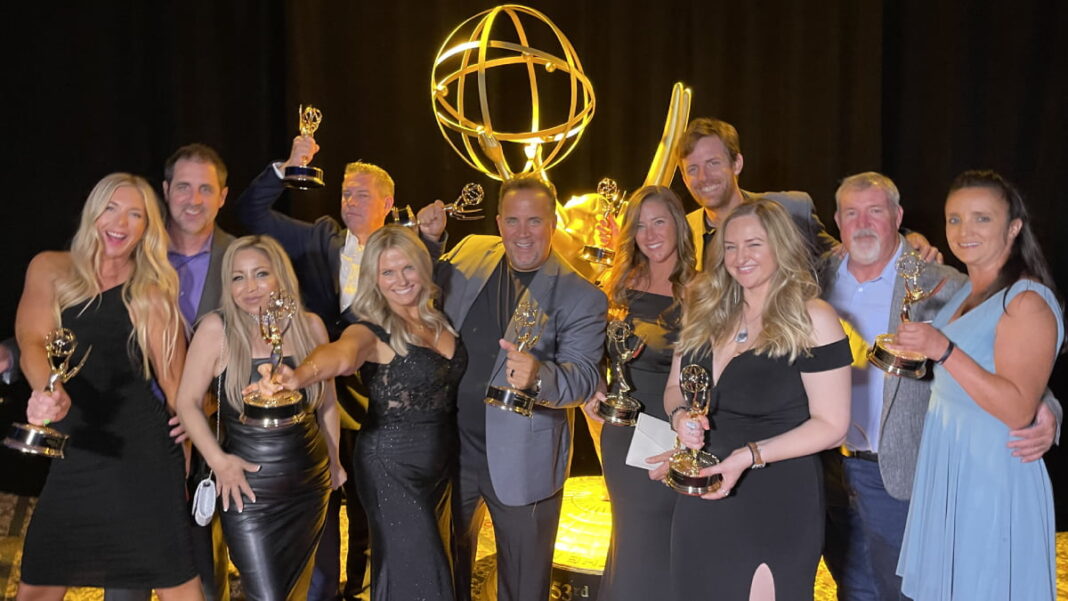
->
<box><xmin>105</xmin><ymin>143</ymin><xmax>235</xmax><ymax>601</ymax></box>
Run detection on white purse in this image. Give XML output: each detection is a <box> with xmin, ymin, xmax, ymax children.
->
<box><xmin>192</xmin><ymin>369</ymin><xmax>223</xmax><ymax>526</ymax></box>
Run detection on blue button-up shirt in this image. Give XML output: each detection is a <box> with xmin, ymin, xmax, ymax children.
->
<box><xmin>826</xmin><ymin>241</ymin><xmax>903</xmax><ymax>452</ymax></box>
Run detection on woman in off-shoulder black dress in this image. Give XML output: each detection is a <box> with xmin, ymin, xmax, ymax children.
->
<box><xmin>667</xmin><ymin>200</ymin><xmax>851</xmax><ymax>601</ymax></box>
<box><xmin>255</xmin><ymin>226</ymin><xmax>466</xmax><ymax>601</ymax></box>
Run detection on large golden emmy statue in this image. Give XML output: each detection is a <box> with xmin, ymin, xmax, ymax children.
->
<box><xmin>431</xmin><ymin>4</ymin><xmax>595</xmax><ymax>180</ymax></box>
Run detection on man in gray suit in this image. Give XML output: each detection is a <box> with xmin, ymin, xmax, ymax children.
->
<box><xmin>820</xmin><ymin>172</ymin><xmax>1059</xmax><ymax>601</ymax></box>
<box><xmin>434</xmin><ymin>174</ymin><xmax>607</xmax><ymax>601</ymax></box>
<box><xmin>105</xmin><ymin>144</ymin><xmax>235</xmax><ymax>601</ymax></box>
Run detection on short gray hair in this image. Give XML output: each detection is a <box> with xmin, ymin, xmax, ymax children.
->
<box><xmin>835</xmin><ymin>171</ymin><xmax>900</xmax><ymax>210</ymax></box>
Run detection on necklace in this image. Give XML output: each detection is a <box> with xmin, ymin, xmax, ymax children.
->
<box><xmin>735</xmin><ymin>311</ymin><xmax>755</xmax><ymax>344</ymax></box>
<box><xmin>735</xmin><ymin>326</ymin><xmax>748</xmax><ymax>344</ymax></box>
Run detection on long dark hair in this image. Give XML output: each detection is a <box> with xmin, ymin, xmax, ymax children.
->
<box><xmin>600</xmin><ymin>186</ymin><xmax>696</xmax><ymax>316</ymax></box>
<box><xmin>948</xmin><ymin>170</ymin><xmax>1064</xmax><ymax>344</ymax></box>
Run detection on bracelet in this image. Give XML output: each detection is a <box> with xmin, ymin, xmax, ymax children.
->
<box><xmin>935</xmin><ymin>340</ymin><xmax>955</xmax><ymax>365</ymax></box>
<box><xmin>669</xmin><ymin>405</ymin><xmax>689</xmax><ymax>428</ymax></box>
<box><xmin>747</xmin><ymin>441</ymin><xmax>766</xmax><ymax>469</ymax></box>
<box><xmin>303</xmin><ymin>358</ymin><xmax>322</xmax><ymax>379</ymax></box>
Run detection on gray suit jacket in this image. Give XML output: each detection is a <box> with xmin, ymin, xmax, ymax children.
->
<box><xmin>687</xmin><ymin>189</ymin><xmax>837</xmax><ymax>270</ymax></box>
<box><xmin>821</xmin><ymin>243</ymin><xmax>1061</xmax><ymax>499</ymax></box>
<box><xmin>438</xmin><ymin>235</ymin><xmax>607</xmax><ymax>506</ymax></box>
<box><xmin>194</xmin><ymin>227</ymin><xmax>235</xmax><ymax>323</ymax></box>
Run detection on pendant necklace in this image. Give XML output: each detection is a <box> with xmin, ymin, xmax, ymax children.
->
<box><xmin>735</xmin><ymin>312</ymin><xmax>752</xmax><ymax>344</ymax></box>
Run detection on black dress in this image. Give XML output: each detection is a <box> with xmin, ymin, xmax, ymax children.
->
<box><xmin>21</xmin><ymin>286</ymin><xmax>196</xmax><ymax>588</ymax></box>
<box><xmin>597</xmin><ymin>291</ymin><xmax>679</xmax><ymax>601</ymax></box>
<box><xmin>217</xmin><ymin>357</ymin><xmax>330</xmax><ymax>601</ymax></box>
<box><xmin>669</xmin><ymin>339</ymin><xmax>851</xmax><ymax>601</ymax></box>
<box><xmin>354</xmin><ymin>321</ymin><xmax>467</xmax><ymax>601</ymax></box>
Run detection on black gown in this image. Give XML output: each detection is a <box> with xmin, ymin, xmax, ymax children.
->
<box><xmin>597</xmin><ymin>291</ymin><xmax>679</xmax><ymax>601</ymax></box>
<box><xmin>21</xmin><ymin>286</ymin><xmax>196</xmax><ymax>588</ymax></box>
<box><xmin>217</xmin><ymin>357</ymin><xmax>330</xmax><ymax>601</ymax></box>
<box><xmin>669</xmin><ymin>339</ymin><xmax>851</xmax><ymax>601</ymax></box>
<box><xmin>354</xmin><ymin>321</ymin><xmax>467</xmax><ymax>601</ymax></box>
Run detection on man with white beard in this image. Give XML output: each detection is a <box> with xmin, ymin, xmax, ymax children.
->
<box><xmin>819</xmin><ymin>171</ymin><xmax>1059</xmax><ymax>600</ymax></box>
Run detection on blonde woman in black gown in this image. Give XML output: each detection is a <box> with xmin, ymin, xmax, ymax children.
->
<box><xmin>253</xmin><ymin>226</ymin><xmax>466</xmax><ymax>601</ymax></box>
<box><xmin>176</xmin><ymin>235</ymin><xmax>344</xmax><ymax>601</ymax></box>
<box><xmin>581</xmin><ymin>186</ymin><xmax>696</xmax><ymax>601</ymax></box>
<box><xmin>16</xmin><ymin>173</ymin><xmax>201</xmax><ymax>601</ymax></box>
<box><xmin>667</xmin><ymin>199</ymin><xmax>851</xmax><ymax>601</ymax></box>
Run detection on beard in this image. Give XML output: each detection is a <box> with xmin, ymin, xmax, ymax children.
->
<box><xmin>848</xmin><ymin>229</ymin><xmax>887</xmax><ymax>265</ymax></box>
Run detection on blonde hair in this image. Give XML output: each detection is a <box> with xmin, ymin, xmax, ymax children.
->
<box><xmin>343</xmin><ymin>161</ymin><xmax>394</xmax><ymax>197</ymax></box>
<box><xmin>600</xmin><ymin>186</ymin><xmax>696</xmax><ymax>316</ymax></box>
<box><xmin>351</xmin><ymin>226</ymin><xmax>455</xmax><ymax>355</ymax></box>
<box><xmin>217</xmin><ymin>235</ymin><xmax>325</xmax><ymax>410</ymax></box>
<box><xmin>55</xmin><ymin>173</ymin><xmax>181</xmax><ymax>378</ymax></box>
<box><xmin>677</xmin><ymin>199</ymin><xmax>819</xmax><ymax>362</ymax></box>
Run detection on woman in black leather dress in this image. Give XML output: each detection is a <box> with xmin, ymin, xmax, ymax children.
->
<box><xmin>17</xmin><ymin>173</ymin><xmax>200</xmax><ymax>601</ymax></box>
<box><xmin>667</xmin><ymin>200</ymin><xmax>852</xmax><ymax>601</ymax></box>
<box><xmin>176</xmin><ymin>235</ymin><xmax>344</xmax><ymax>601</ymax></box>
<box><xmin>255</xmin><ymin>226</ymin><xmax>466</xmax><ymax>601</ymax></box>
<box><xmin>581</xmin><ymin>186</ymin><xmax>696</xmax><ymax>601</ymax></box>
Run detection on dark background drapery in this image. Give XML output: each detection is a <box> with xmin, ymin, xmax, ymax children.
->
<box><xmin>2</xmin><ymin>0</ymin><xmax>1066</xmax><ymax>523</ymax></box>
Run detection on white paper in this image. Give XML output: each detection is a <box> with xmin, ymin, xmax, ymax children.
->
<box><xmin>625</xmin><ymin>413</ymin><xmax>678</xmax><ymax>470</ymax></box>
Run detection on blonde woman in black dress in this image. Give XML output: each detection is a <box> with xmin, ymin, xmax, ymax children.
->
<box><xmin>667</xmin><ymin>199</ymin><xmax>851</xmax><ymax>601</ymax></box>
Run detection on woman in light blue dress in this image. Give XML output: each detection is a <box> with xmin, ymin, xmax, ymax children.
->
<box><xmin>890</xmin><ymin>170</ymin><xmax>1064</xmax><ymax>600</ymax></box>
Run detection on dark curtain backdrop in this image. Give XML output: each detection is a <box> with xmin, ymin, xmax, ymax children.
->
<box><xmin>2</xmin><ymin>1</ymin><xmax>1066</xmax><ymax>520</ymax></box>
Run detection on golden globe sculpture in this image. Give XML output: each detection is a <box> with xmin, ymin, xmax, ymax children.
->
<box><xmin>431</xmin><ymin>4</ymin><xmax>596</xmax><ymax>180</ymax></box>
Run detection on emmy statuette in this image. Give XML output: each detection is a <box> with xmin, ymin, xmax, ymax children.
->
<box><xmin>666</xmin><ymin>364</ymin><xmax>722</xmax><ymax>495</ymax></box>
<box><xmin>484</xmin><ymin>301</ymin><xmax>544</xmax><ymax>417</ymax></box>
<box><xmin>595</xmin><ymin>320</ymin><xmax>645</xmax><ymax>426</ymax></box>
<box><xmin>283</xmin><ymin>105</ymin><xmax>325</xmax><ymax>190</ymax></box>
<box><xmin>4</xmin><ymin>329</ymin><xmax>92</xmax><ymax>458</ymax></box>
<box><xmin>241</xmin><ymin>292</ymin><xmax>306</xmax><ymax>428</ymax></box>
<box><xmin>868</xmin><ymin>249</ymin><xmax>947</xmax><ymax>379</ymax></box>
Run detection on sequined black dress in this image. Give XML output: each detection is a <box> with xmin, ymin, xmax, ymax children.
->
<box><xmin>21</xmin><ymin>286</ymin><xmax>195</xmax><ymax>588</ymax></box>
<box><xmin>597</xmin><ymin>291</ymin><xmax>679</xmax><ymax>601</ymax></box>
<box><xmin>354</xmin><ymin>321</ymin><xmax>467</xmax><ymax>601</ymax></box>
<box><xmin>669</xmin><ymin>339</ymin><xmax>851</xmax><ymax>601</ymax></box>
<box><xmin>217</xmin><ymin>357</ymin><xmax>330</xmax><ymax>601</ymax></box>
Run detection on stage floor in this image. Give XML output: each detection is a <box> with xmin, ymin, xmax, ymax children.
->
<box><xmin>2</xmin><ymin>490</ymin><xmax>1066</xmax><ymax>600</ymax></box>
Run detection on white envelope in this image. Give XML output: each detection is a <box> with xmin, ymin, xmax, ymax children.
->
<box><xmin>625</xmin><ymin>413</ymin><xmax>677</xmax><ymax>471</ymax></box>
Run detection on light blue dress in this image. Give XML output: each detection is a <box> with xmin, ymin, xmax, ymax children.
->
<box><xmin>897</xmin><ymin>280</ymin><xmax>1063</xmax><ymax>600</ymax></box>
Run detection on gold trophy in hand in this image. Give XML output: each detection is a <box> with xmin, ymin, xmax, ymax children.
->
<box><xmin>580</xmin><ymin>177</ymin><xmax>625</xmax><ymax>266</ymax></box>
<box><xmin>596</xmin><ymin>320</ymin><xmax>645</xmax><ymax>426</ymax></box>
<box><xmin>485</xmin><ymin>300</ymin><xmax>544</xmax><ymax>417</ymax></box>
<box><xmin>667</xmin><ymin>364</ymin><xmax>722</xmax><ymax>495</ymax></box>
<box><xmin>283</xmin><ymin>105</ymin><xmax>325</xmax><ymax>189</ymax></box>
<box><xmin>241</xmin><ymin>292</ymin><xmax>305</xmax><ymax>427</ymax></box>
<box><xmin>868</xmin><ymin>249</ymin><xmax>947</xmax><ymax>379</ymax></box>
<box><xmin>390</xmin><ymin>182</ymin><xmax>487</xmax><ymax>229</ymax></box>
<box><xmin>4</xmin><ymin>328</ymin><xmax>92</xmax><ymax>458</ymax></box>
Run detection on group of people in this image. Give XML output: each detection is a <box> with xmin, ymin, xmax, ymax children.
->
<box><xmin>7</xmin><ymin>116</ymin><xmax>1063</xmax><ymax>601</ymax></box>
